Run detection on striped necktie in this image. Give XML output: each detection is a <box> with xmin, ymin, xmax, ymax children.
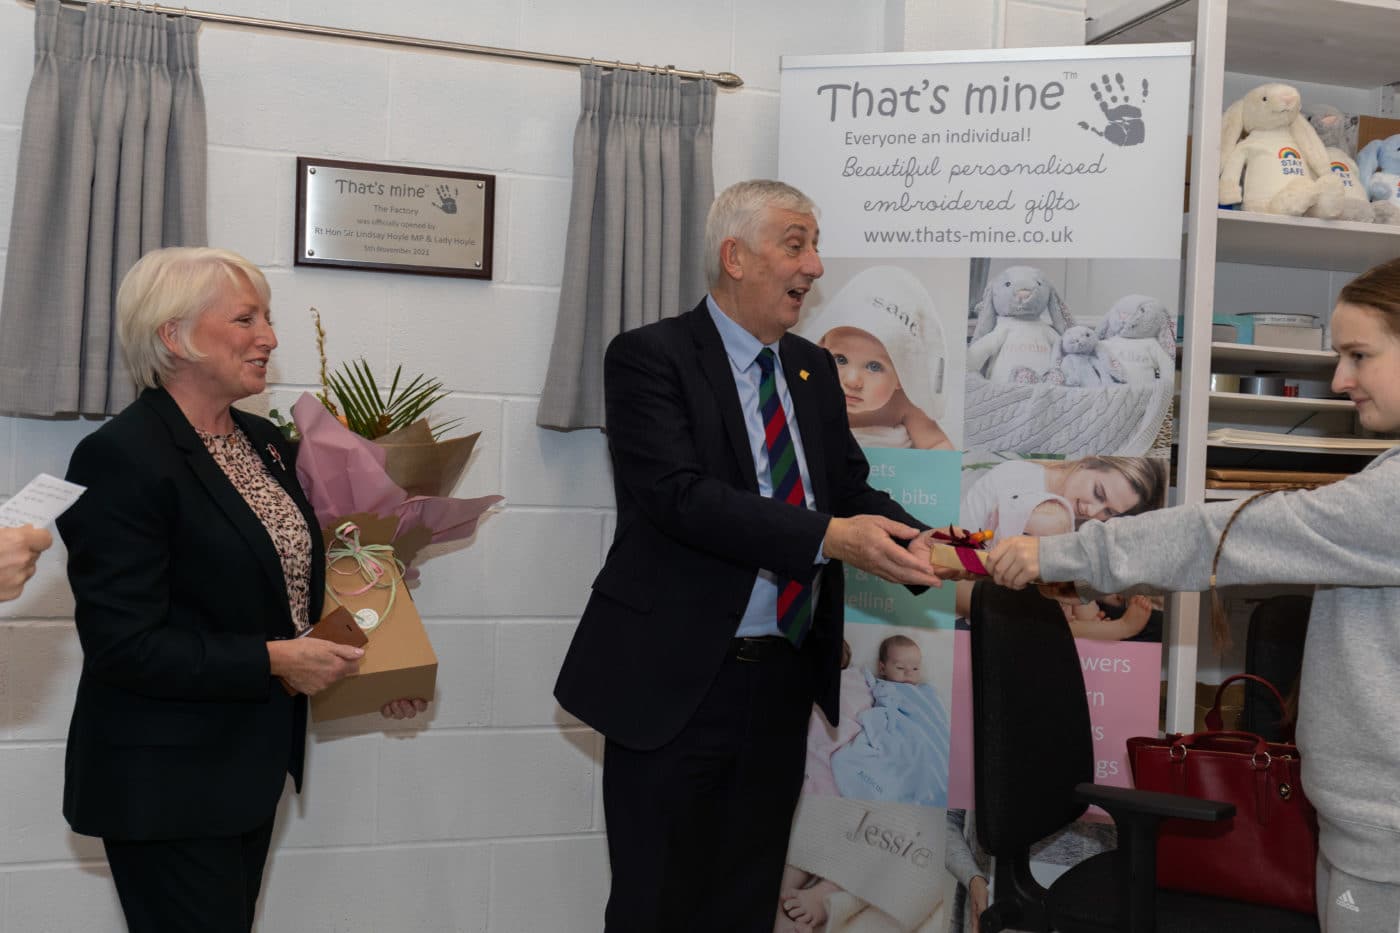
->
<box><xmin>756</xmin><ymin>348</ymin><xmax>813</xmax><ymax>646</ymax></box>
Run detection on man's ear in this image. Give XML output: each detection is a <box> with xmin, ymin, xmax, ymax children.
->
<box><xmin>719</xmin><ymin>236</ymin><xmax>745</xmax><ymax>281</ymax></box>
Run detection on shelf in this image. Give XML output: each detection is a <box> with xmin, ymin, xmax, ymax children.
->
<box><xmin>1206</xmin><ymin>440</ymin><xmax>1381</xmax><ymax>456</ymax></box>
<box><xmin>1209</xmin><ymin>390</ymin><xmax>1354</xmax><ymax>413</ymax></box>
<box><xmin>1213</xmin><ymin>210</ymin><xmax>1400</xmax><ymax>272</ymax></box>
<box><xmin>1089</xmin><ymin>0</ymin><xmax>1400</xmax><ymax>89</ymax></box>
<box><xmin>1208</xmin><ymin>342</ymin><xmax>1338</xmax><ymax>374</ymax></box>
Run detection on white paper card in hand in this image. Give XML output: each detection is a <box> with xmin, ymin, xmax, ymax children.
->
<box><xmin>0</xmin><ymin>473</ymin><xmax>86</xmax><ymax>528</ymax></box>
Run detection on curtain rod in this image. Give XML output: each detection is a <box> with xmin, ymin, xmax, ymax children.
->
<box><xmin>26</xmin><ymin>0</ymin><xmax>745</xmax><ymax>88</ymax></box>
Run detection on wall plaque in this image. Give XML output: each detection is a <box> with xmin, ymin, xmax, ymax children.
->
<box><xmin>295</xmin><ymin>157</ymin><xmax>494</xmax><ymax>279</ymax></box>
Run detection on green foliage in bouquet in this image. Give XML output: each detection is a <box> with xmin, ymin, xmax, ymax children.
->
<box><xmin>267</xmin><ymin>307</ymin><xmax>462</xmax><ymax>443</ymax></box>
<box><xmin>325</xmin><ymin>360</ymin><xmax>463</xmax><ymax>440</ymax></box>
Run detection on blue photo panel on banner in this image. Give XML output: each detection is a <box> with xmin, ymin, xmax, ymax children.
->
<box><xmin>845</xmin><ymin>448</ymin><xmax>960</xmax><ymax>631</ymax></box>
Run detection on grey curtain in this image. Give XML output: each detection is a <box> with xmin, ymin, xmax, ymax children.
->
<box><xmin>0</xmin><ymin>0</ymin><xmax>207</xmax><ymax>417</ymax></box>
<box><xmin>537</xmin><ymin>65</ymin><xmax>715</xmax><ymax>430</ymax></box>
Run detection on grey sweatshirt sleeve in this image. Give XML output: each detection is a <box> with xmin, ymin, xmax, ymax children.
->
<box><xmin>1040</xmin><ymin>450</ymin><xmax>1400</xmax><ymax>594</ymax></box>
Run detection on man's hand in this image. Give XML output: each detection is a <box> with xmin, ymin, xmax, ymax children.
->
<box><xmin>268</xmin><ymin>638</ymin><xmax>364</xmax><ymax>695</ymax></box>
<box><xmin>0</xmin><ymin>525</ymin><xmax>53</xmax><ymax>601</ymax></box>
<box><xmin>824</xmin><ymin>515</ymin><xmax>942</xmax><ymax>587</ymax></box>
<box><xmin>908</xmin><ymin>528</ymin><xmax>978</xmax><ymax>588</ymax></box>
<box><xmin>984</xmin><ymin>535</ymin><xmax>1042</xmax><ymax>590</ymax></box>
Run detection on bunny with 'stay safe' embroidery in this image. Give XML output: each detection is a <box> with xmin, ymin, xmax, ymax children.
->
<box><xmin>1219</xmin><ymin>83</ymin><xmax>1344</xmax><ymax>217</ymax></box>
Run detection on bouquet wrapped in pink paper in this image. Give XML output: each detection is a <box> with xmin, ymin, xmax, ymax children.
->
<box><xmin>291</xmin><ymin>392</ymin><xmax>502</xmax><ymax>567</ymax></box>
<box><xmin>290</xmin><ymin>393</ymin><xmax>501</xmax><ymax>720</ymax></box>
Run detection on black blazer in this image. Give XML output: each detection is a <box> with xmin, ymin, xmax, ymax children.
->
<box><xmin>554</xmin><ymin>302</ymin><xmax>924</xmax><ymax>750</ymax></box>
<box><xmin>57</xmin><ymin>388</ymin><xmax>324</xmax><ymax>840</ymax></box>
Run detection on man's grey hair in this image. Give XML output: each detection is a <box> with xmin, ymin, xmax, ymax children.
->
<box><xmin>703</xmin><ymin>180</ymin><xmax>817</xmax><ymax>287</ymax></box>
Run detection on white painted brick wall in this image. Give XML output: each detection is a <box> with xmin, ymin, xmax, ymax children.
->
<box><xmin>0</xmin><ymin>0</ymin><xmax>1083</xmax><ymax>927</ymax></box>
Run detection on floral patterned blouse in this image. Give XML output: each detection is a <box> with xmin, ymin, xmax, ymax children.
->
<box><xmin>198</xmin><ymin>427</ymin><xmax>312</xmax><ymax>633</ymax></box>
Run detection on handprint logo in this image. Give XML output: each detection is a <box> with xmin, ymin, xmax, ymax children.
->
<box><xmin>432</xmin><ymin>185</ymin><xmax>459</xmax><ymax>215</ymax></box>
<box><xmin>1077</xmin><ymin>73</ymin><xmax>1148</xmax><ymax>147</ymax></box>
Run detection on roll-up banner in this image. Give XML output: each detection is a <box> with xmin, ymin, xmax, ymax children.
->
<box><xmin>778</xmin><ymin>44</ymin><xmax>1191</xmax><ymax>932</ymax></box>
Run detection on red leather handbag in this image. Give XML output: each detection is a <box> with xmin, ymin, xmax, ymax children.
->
<box><xmin>1126</xmin><ymin>675</ymin><xmax>1318</xmax><ymax>915</ymax></box>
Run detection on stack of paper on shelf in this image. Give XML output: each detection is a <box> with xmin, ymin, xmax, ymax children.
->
<box><xmin>1207</xmin><ymin>428</ymin><xmax>1394</xmax><ymax>452</ymax></box>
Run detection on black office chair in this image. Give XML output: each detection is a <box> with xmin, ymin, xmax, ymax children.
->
<box><xmin>1242</xmin><ymin>594</ymin><xmax>1310</xmax><ymax>742</ymax></box>
<box><xmin>968</xmin><ymin>582</ymin><xmax>1319</xmax><ymax>933</ymax></box>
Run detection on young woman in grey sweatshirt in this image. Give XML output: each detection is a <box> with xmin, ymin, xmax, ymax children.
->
<box><xmin>981</xmin><ymin>257</ymin><xmax>1400</xmax><ymax>932</ymax></box>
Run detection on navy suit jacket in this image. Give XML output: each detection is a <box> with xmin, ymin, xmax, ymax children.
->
<box><xmin>554</xmin><ymin>301</ymin><xmax>925</xmax><ymax>750</ymax></box>
<box><xmin>57</xmin><ymin>388</ymin><xmax>323</xmax><ymax>840</ymax></box>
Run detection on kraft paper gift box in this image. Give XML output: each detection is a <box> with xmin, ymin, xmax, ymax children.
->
<box><xmin>926</xmin><ymin>529</ymin><xmax>992</xmax><ymax>577</ymax></box>
<box><xmin>309</xmin><ymin>524</ymin><xmax>438</xmax><ymax>721</ymax></box>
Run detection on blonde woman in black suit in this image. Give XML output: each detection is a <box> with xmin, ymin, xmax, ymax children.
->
<box><xmin>57</xmin><ymin>247</ymin><xmax>421</xmax><ymax>932</ymax></box>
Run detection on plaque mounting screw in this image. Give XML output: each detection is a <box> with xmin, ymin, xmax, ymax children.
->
<box><xmin>474</xmin><ymin>260</ymin><xmax>481</xmax><ymax>268</ymax></box>
<box><xmin>476</xmin><ymin>182</ymin><xmax>484</xmax><ymax>189</ymax></box>
<box><xmin>307</xmin><ymin>249</ymin><xmax>315</xmax><ymax>257</ymax></box>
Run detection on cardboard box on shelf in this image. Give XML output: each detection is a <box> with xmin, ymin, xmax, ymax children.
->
<box><xmin>1253</xmin><ymin>322</ymin><xmax>1325</xmax><ymax>350</ymax></box>
<box><xmin>310</xmin><ymin>539</ymin><xmax>437</xmax><ymax>721</ymax></box>
<box><xmin>1159</xmin><ymin>680</ymin><xmax>1246</xmax><ymax>734</ymax></box>
<box><xmin>1355</xmin><ymin>114</ymin><xmax>1400</xmax><ymax>151</ymax></box>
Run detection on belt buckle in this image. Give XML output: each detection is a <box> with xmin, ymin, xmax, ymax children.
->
<box><xmin>734</xmin><ymin>637</ymin><xmax>765</xmax><ymax>663</ymax></box>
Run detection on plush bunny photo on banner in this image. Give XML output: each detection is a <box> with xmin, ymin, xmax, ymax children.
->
<box><xmin>966</xmin><ymin>265</ymin><xmax>1072</xmax><ymax>384</ymax></box>
<box><xmin>1219</xmin><ymin>83</ymin><xmax>1344</xmax><ymax>216</ymax></box>
<box><xmin>1046</xmin><ymin>325</ymin><xmax>1114</xmax><ymax>388</ymax></box>
<box><xmin>1096</xmin><ymin>295</ymin><xmax>1176</xmax><ymax>386</ymax></box>
<box><xmin>1304</xmin><ymin>104</ymin><xmax>1388</xmax><ymax>223</ymax></box>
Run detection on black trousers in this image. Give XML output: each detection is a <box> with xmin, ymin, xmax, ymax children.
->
<box><xmin>103</xmin><ymin>815</ymin><xmax>276</xmax><ymax>933</ymax></box>
<box><xmin>602</xmin><ymin>638</ymin><xmax>813</xmax><ymax>933</ymax></box>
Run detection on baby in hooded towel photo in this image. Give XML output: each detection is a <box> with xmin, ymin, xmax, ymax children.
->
<box><xmin>798</xmin><ymin>266</ymin><xmax>953</xmax><ymax>450</ymax></box>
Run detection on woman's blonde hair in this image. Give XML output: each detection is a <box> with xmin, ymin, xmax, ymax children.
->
<box><xmin>1048</xmin><ymin>456</ymin><xmax>1167</xmax><ymax>517</ymax></box>
<box><xmin>116</xmin><ymin>247</ymin><xmax>270</xmax><ymax>389</ymax></box>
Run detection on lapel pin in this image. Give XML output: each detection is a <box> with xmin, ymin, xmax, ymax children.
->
<box><xmin>799</xmin><ymin>369</ymin><xmax>810</xmax><ymax>381</ymax></box>
<box><xmin>266</xmin><ymin>443</ymin><xmax>285</xmax><ymax>472</ymax></box>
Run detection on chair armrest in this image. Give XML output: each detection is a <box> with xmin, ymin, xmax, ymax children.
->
<box><xmin>1074</xmin><ymin>782</ymin><xmax>1236</xmax><ymax>822</ymax></box>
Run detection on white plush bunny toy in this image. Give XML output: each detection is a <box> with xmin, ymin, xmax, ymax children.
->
<box><xmin>1219</xmin><ymin>83</ymin><xmax>1344</xmax><ymax>216</ymax></box>
<box><xmin>1097</xmin><ymin>295</ymin><xmax>1176</xmax><ymax>386</ymax></box>
<box><xmin>1049</xmin><ymin>325</ymin><xmax>1114</xmax><ymax>388</ymax></box>
<box><xmin>967</xmin><ymin>266</ymin><xmax>1072</xmax><ymax>384</ymax></box>
<box><xmin>1304</xmin><ymin>104</ymin><xmax>1386</xmax><ymax>223</ymax></box>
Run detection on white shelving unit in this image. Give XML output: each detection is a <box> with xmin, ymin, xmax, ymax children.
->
<box><xmin>1089</xmin><ymin>0</ymin><xmax>1400</xmax><ymax>732</ymax></box>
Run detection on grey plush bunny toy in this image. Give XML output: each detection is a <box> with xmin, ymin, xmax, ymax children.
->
<box><xmin>1305</xmin><ymin>105</ymin><xmax>1400</xmax><ymax>223</ymax></box>
<box><xmin>966</xmin><ymin>265</ymin><xmax>1072</xmax><ymax>384</ymax></box>
<box><xmin>1047</xmin><ymin>325</ymin><xmax>1114</xmax><ymax>388</ymax></box>
<box><xmin>1097</xmin><ymin>294</ymin><xmax>1176</xmax><ymax>386</ymax></box>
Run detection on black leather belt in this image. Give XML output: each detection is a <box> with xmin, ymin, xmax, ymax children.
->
<box><xmin>727</xmin><ymin>635</ymin><xmax>789</xmax><ymax>663</ymax></box>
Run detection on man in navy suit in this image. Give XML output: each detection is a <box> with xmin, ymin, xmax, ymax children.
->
<box><xmin>555</xmin><ymin>180</ymin><xmax>943</xmax><ymax>932</ymax></box>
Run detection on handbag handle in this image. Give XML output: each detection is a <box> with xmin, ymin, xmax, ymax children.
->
<box><xmin>1208</xmin><ymin>488</ymin><xmax>1307</xmax><ymax>652</ymax></box>
<box><xmin>1170</xmin><ymin>730</ymin><xmax>1273</xmax><ymax>760</ymax></box>
<box><xmin>1203</xmin><ymin>673</ymin><xmax>1287</xmax><ymax>731</ymax></box>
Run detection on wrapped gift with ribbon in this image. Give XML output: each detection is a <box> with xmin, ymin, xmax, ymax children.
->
<box><xmin>309</xmin><ymin>520</ymin><xmax>439</xmax><ymax>721</ymax></box>
<box><xmin>927</xmin><ymin>527</ymin><xmax>994</xmax><ymax>576</ymax></box>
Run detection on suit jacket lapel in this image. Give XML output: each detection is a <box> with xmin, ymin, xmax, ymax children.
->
<box><xmin>780</xmin><ymin>337</ymin><xmax>830</xmax><ymax>511</ymax></box>
<box><xmin>688</xmin><ymin>303</ymin><xmax>759</xmax><ymax>492</ymax></box>
<box><xmin>142</xmin><ymin>389</ymin><xmax>297</xmax><ymax>630</ymax></box>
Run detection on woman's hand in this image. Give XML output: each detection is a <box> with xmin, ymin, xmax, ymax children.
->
<box><xmin>984</xmin><ymin>535</ymin><xmax>1041</xmax><ymax>589</ymax></box>
<box><xmin>381</xmin><ymin>698</ymin><xmax>429</xmax><ymax>720</ymax></box>
<box><xmin>0</xmin><ymin>525</ymin><xmax>52</xmax><ymax>601</ymax></box>
<box><xmin>267</xmin><ymin>638</ymin><xmax>363</xmax><ymax>695</ymax></box>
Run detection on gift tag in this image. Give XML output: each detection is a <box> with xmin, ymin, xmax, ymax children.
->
<box><xmin>353</xmin><ymin>608</ymin><xmax>381</xmax><ymax>631</ymax></box>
